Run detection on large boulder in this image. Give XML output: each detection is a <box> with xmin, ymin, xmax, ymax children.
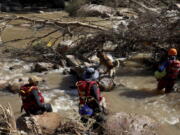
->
<box><xmin>16</xmin><ymin>112</ymin><xmax>63</xmax><ymax>135</ymax></box>
<box><xmin>16</xmin><ymin>112</ymin><xmax>86</xmax><ymax>135</ymax></box>
<box><xmin>99</xmin><ymin>77</ymin><xmax>116</xmax><ymax>91</ymax></box>
<box><xmin>0</xmin><ymin>80</ymin><xmax>9</xmax><ymax>91</ymax></box>
<box><xmin>7</xmin><ymin>76</ymin><xmax>43</xmax><ymax>93</ymax></box>
<box><xmin>103</xmin><ymin>112</ymin><xmax>159</xmax><ymax>135</ymax></box>
<box><xmin>76</xmin><ymin>4</ymin><xmax>116</xmax><ymax>17</ymax></box>
<box><xmin>65</xmin><ymin>55</ymin><xmax>83</xmax><ymax>67</ymax></box>
<box><xmin>7</xmin><ymin>77</ymin><xmax>28</xmax><ymax>93</ymax></box>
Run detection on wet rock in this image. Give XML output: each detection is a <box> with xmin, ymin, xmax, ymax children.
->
<box><xmin>8</xmin><ymin>82</ymin><xmax>22</xmax><ymax>93</ymax></box>
<box><xmin>65</xmin><ymin>55</ymin><xmax>83</xmax><ymax>67</ymax></box>
<box><xmin>76</xmin><ymin>4</ymin><xmax>116</xmax><ymax>17</ymax></box>
<box><xmin>16</xmin><ymin>112</ymin><xmax>63</xmax><ymax>135</ymax></box>
<box><xmin>7</xmin><ymin>78</ymin><xmax>29</xmax><ymax>93</ymax></box>
<box><xmin>32</xmin><ymin>62</ymin><xmax>59</xmax><ymax>72</ymax></box>
<box><xmin>103</xmin><ymin>112</ymin><xmax>159</xmax><ymax>135</ymax></box>
<box><xmin>0</xmin><ymin>80</ymin><xmax>9</xmax><ymax>90</ymax></box>
<box><xmin>99</xmin><ymin>77</ymin><xmax>116</xmax><ymax>91</ymax></box>
<box><xmin>88</xmin><ymin>55</ymin><xmax>99</xmax><ymax>63</ymax></box>
<box><xmin>103</xmin><ymin>41</ymin><xmax>118</xmax><ymax>51</ymax></box>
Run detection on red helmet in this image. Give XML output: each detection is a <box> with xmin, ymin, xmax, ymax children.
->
<box><xmin>168</xmin><ymin>48</ymin><xmax>177</xmax><ymax>56</ymax></box>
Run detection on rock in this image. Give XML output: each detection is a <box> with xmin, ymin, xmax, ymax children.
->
<box><xmin>99</xmin><ymin>77</ymin><xmax>116</xmax><ymax>91</ymax></box>
<box><xmin>103</xmin><ymin>41</ymin><xmax>118</xmax><ymax>51</ymax></box>
<box><xmin>32</xmin><ymin>62</ymin><xmax>59</xmax><ymax>72</ymax></box>
<box><xmin>7</xmin><ymin>77</ymin><xmax>29</xmax><ymax>93</ymax></box>
<box><xmin>16</xmin><ymin>112</ymin><xmax>63</xmax><ymax>135</ymax></box>
<box><xmin>176</xmin><ymin>4</ymin><xmax>180</xmax><ymax>9</ymax></box>
<box><xmin>65</xmin><ymin>55</ymin><xmax>82</xmax><ymax>67</ymax></box>
<box><xmin>0</xmin><ymin>80</ymin><xmax>9</xmax><ymax>90</ymax></box>
<box><xmin>103</xmin><ymin>112</ymin><xmax>159</xmax><ymax>135</ymax></box>
<box><xmin>76</xmin><ymin>4</ymin><xmax>116</xmax><ymax>17</ymax></box>
<box><xmin>88</xmin><ymin>55</ymin><xmax>99</xmax><ymax>63</ymax></box>
<box><xmin>8</xmin><ymin>82</ymin><xmax>21</xmax><ymax>93</ymax></box>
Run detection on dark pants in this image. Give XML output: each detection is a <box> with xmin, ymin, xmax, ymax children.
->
<box><xmin>157</xmin><ymin>79</ymin><xmax>175</xmax><ymax>93</ymax></box>
<box><xmin>25</xmin><ymin>103</ymin><xmax>53</xmax><ymax>115</ymax></box>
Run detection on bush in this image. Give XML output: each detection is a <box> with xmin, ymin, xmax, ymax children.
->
<box><xmin>65</xmin><ymin>0</ymin><xmax>87</xmax><ymax>16</ymax></box>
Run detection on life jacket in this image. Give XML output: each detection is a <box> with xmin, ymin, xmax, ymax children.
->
<box><xmin>76</xmin><ymin>81</ymin><xmax>102</xmax><ymax>105</ymax></box>
<box><xmin>166</xmin><ymin>60</ymin><xmax>180</xmax><ymax>79</ymax></box>
<box><xmin>20</xmin><ymin>85</ymin><xmax>44</xmax><ymax>112</ymax></box>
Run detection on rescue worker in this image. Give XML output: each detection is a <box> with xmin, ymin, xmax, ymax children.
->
<box><xmin>96</xmin><ymin>51</ymin><xmax>119</xmax><ymax>77</ymax></box>
<box><xmin>155</xmin><ymin>48</ymin><xmax>180</xmax><ymax>93</ymax></box>
<box><xmin>19</xmin><ymin>76</ymin><xmax>52</xmax><ymax>115</ymax></box>
<box><xmin>76</xmin><ymin>67</ymin><xmax>106</xmax><ymax>122</ymax></box>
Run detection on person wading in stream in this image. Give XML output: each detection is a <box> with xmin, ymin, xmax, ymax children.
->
<box><xmin>76</xmin><ymin>67</ymin><xmax>106</xmax><ymax>123</ymax></box>
<box><xmin>19</xmin><ymin>76</ymin><xmax>52</xmax><ymax>115</ymax></box>
<box><xmin>97</xmin><ymin>51</ymin><xmax>119</xmax><ymax>78</ymax></box>
<box><xmin>155</xmin><ymin>48</ymin><xmax>180</xmax><ymax>93</ymax></box>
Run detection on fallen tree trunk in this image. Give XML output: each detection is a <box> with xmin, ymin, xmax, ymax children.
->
<box><xmin>0</xmin><ymin>16</ymin><xmax>108</xmax><ymax>32</ymax></box>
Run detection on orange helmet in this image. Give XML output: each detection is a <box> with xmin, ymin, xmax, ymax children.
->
<box><xmin>168</xmin><ymin>48</ymin><xmax>177</xmax><ymax>56</ymax></box>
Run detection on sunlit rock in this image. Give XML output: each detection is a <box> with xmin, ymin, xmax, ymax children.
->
<box><xmin>16</xmin><ymin>112</ymin><xmax>63</xmax><ymax>135</ymax></box>
<box><xmin>104</xmin><ymin>112</ymin><xmax>159</xmax><ymax>135</ymax></box>
<box><xmin>7</xmin><ymin>77</ymin><xmax>29</xmax><ymax>93</ymax></box>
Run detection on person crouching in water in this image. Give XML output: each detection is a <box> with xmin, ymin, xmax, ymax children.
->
<box><xmin>76</xmin><ymin>67</ymin><xmax>106</xmax><ymax>123</ymax></box>
<box><xmin>19</xmin><ymin>76</ymin><xmax>52</xmax><ymax>115</ymax></box>
<box><xmin>155</xmin><ymin>48</ymin><xmax>180</xmax><ymax>93</ymax></box>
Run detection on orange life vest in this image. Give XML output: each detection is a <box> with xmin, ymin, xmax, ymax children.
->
<box><xmin>76</xmin><ymin>81</ymin><xmax>102</xmax><ymax>105</ymax></box>
<box><xmin>166</xmin><ymin>60</ymin><xmax>180</xmax><ymax>79</ymax></box>
<box><xmin>20</xmin><ymin>85</ymin><xmax>44</xmax><ymax>112</ymax></box>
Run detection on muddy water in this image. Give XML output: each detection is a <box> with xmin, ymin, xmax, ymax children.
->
<box><xmin>104</xmin><ymin>63</ymin><xmax>180</xmax><ymax>135</ymax></box>
<box><xmin>0</xmin><ymin>56</ymin><xmax>179</xmax><ymax>134</ymax></box>
<box><xmin>0</xmin><ymin>58</ymin><xmax>79</xmax><ymax>119</ymax></box>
